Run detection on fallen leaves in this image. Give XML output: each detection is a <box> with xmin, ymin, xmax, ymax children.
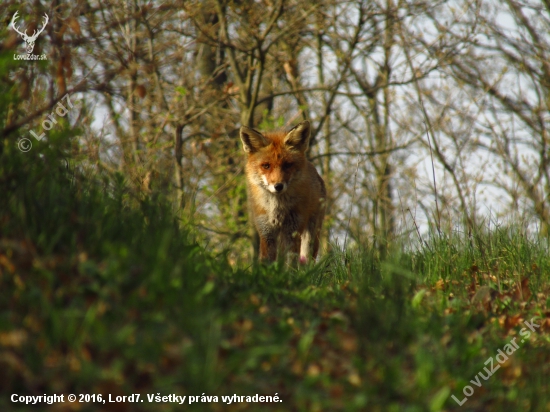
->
<box><xmin>0</xmin><ymin>330</ymin><xmax>27</xmax><ymax>347</ymax></box>
<box><xmin>511</xmin><ymin>276</ymin><xmax>531</xmax><ymax>301</ymax></box>
<box><xmin>0</xmin><ymin>254</ymin><xmax>15</xmax><ymax>274</ymax></box>
<box><xmin>307</xmin><ymin>363</ymin><xmax>321</xmax><ymax>377</ymax></box>
<box><xmin>338</xmin><ymin>331</ymin><xmax>358</xmax><ymax>353</ymax></box>
<box><xmin>498</xmin><ymin>314</ymin><xmax>524</xmax><ymax>332</ymax></box>
<box><xmin>347</xmin><ymin>371</ymin><xmax>361</xmax><ymax>387</ymax></box>
<box><xmin>471</xmin><ymin>285</ymin><xmax>498</xmax><ymax>311</ymax></box>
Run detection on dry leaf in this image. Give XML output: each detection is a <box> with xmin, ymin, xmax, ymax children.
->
<box><xmin>512</xmin><ymin>277</ymin><xmax>531</xmax><ymax>301</ymax></box>
<box><xmin>471</xmin><ymin>286</ymin><xmax>497</xmax><ymax>309</ymax></box>
<box><xmin>434</xmin><ymin>279</ymin><xmax>445</xmax><ymax>290</ymax></box>
<box><xmin>67</xmin><ymin>17</ymin><xmax>81</xmax><ymax>35</ymax></box>
<box><xmin>348</xmin><ymin>371</ymin><xmax>361</xmax><ymax>386</ymax></box>
<box><xmin>135</xmin><ymin>85</ymin><xmax>146</xmax><ymax>99</ymax></box>
<box><xmin>0</xmin><ymin>330</ymin><xmax>27</xmax><ymax>347</ymax></box>
<box><xmin>307</xmin><ymin>363</ymin><xmax>321</xmax><ymax>377</ymax></box>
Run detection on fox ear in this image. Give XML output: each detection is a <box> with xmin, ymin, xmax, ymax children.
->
<box><xmin>240</xmin><ymin>126</ymin><xmax>269</xmax><ymax>153</ymax></box>
<box><xmin>284</xmin><ymin>121</ymin><xmax>311</xmax><ymax>151</ymax></box>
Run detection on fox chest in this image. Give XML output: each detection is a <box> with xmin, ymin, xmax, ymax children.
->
<box><xmin>252</xmin><ymin>195</ymin><xmax>302</xmax><ymax>235</ymax></box>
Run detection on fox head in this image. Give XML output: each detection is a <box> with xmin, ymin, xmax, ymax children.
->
<box><xmin>240</xmin><ymin>121</ymin><xmax>311</xmax><ymax>194</ymax></box>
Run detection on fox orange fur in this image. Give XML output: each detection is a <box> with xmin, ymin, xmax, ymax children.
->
<box><xmin>240</xmin><ymin>121</ymin><xmax>326</xmax><ymax>263</ymax></box>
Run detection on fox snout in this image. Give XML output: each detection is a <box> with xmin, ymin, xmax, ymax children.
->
<box><xmin>269</xmin><ymin>181</ymin><xmax>288</xmax><ymax>194</ymax></box>
<box><xmin>262</xmin><ymin>176</ymin><xmax>287</xmax><ymax>194</ymax></box>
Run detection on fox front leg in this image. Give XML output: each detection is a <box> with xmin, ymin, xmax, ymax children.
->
<box><xmin>299</xmin><ymin>229</ymin><xmax>312</xmax><ymax>264</ymax></box>
<box><xmin>279</xmin><ymin>229</ymin><xmax>300</xmax><ymax>266</ymax></box>
<box><xmin>300</xmin><ymin>217</ymin><xmax>321</xmax><ymax>264</ymax></box>
<box><xmin>259</xmin><ymin>234</ymin><xmax>278</xmax><ymax>262</ymax></box>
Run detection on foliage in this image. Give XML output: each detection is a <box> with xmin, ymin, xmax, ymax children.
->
<box><xmin>5</xmin><ymin>0</ymin><xmax>550</xmax><ymax>260</ymax></box>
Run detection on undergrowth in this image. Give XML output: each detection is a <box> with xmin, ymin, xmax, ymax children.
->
<box><xmin>1</xmin><ymin>140</ymin><xmax>549</xmax><ymax>411</ymax></box>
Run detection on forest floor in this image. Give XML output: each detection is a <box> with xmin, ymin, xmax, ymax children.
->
<box><xmin>2</xmin><ymin>148</ymin><xmax>550</xmax><ymax>411</ymax></box>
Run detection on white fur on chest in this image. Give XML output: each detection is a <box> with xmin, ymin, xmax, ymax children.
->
<box><xmin>251</xmin><ymin>184</ymin><xmax>298</xmax><ymax>235</ymax></box>
<box><xmin>259</xmin><ymin>190</ymin><xmax>292</xmax><ymax>226</ymax></box>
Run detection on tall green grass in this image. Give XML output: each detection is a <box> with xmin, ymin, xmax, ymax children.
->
<box><xmin>1</xmin><ymin>139</ymin><xmax>549</xmax><ymax>411</ymax></box>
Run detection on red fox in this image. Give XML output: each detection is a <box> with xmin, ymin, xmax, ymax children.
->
<box><xmin>240</xmin><ymin>120</ymin><xmax>326</xmax><ymax>263</ymax></box>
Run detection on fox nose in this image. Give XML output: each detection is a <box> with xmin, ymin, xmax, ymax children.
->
<box><xmin>274</xmin><ymin>183</ymin><xmax>284</xmax><ymax>192</ymax></box>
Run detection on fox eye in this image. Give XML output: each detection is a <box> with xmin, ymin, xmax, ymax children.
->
<box><xmin>262</xmin><ymin>163</ymin><xmax>270</xmax><ymax>170</ymax></box>
<box><xmin>283</xmin><ymin>162</ymin><xmax>293</xmax><ymax>170</ymax></box>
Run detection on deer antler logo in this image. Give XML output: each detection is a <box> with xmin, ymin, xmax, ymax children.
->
<box><xmin>10</xmin><ymin>11</ymin><xmax>49</xmax><ymax>54</ymax></box>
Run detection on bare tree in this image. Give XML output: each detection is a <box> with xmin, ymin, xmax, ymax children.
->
<box><xmin>7</xmin><ymin>0</ymin><xmax>550</xmax><ymax>261</ymax></box>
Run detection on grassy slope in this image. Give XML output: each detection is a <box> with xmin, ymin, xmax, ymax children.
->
<box><xmin>1</xmin><ymin>142</ymin><xmax>550</xmax><ymax>412</ymax></box>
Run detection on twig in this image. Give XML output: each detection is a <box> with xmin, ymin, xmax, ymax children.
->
<box><xmin>343</xmin><ymin>159</ymin><xmax>361</xmax><ymax>251</ymax></box>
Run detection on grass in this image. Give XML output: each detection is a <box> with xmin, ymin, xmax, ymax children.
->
<box><xmin>1</xmin><ymin>140</ymin><xmax>550</xmax><ymax>411</ymax></box>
